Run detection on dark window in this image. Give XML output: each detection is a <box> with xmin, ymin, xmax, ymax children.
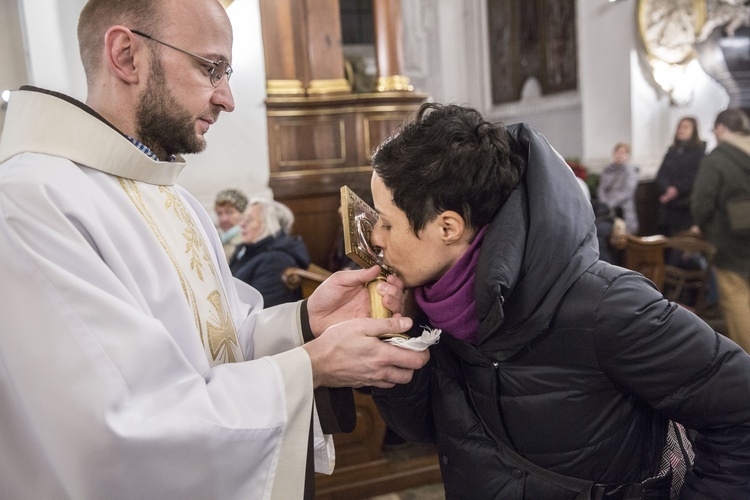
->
<box><xmin>340</xmin><ymin>0</ymin><xmax>374</xmax><ymax>45</ymax></box>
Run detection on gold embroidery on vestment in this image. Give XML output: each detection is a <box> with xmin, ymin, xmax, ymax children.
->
<box><xmin>158</xmin><ymin>188</ymin><xmax>241</xmax><ymax>363</ymax></box>
<box><xmin>120</xmin><ymin>179</ymin><xmax>243</xmax><ymax>364</ymax></box>
<box><xmin>161</xmin><ymin>186</ymin><xmax>211</xmax><ymax>281</ymax></box>
<box><xmin>206</xmin><ymin>290</ymin><xmax>240</xmax><ymax>363</ymax></box>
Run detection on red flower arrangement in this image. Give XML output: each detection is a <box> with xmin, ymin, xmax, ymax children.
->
<box><xmin>565</xmin><ymin>158</ymin><xmax>587</xmax><ymax>180</ymax></box>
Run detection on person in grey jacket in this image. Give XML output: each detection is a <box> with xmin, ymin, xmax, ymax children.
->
<box><xmin>368</xmin><ymin>103</ymin><xmax>750</xmax><ymax>499</ymax></box>
<box><xmin>597</xmin><ymin>142</ymin><xmax>640</xmax><ymax>234</ymax></box>
<box><xmin>692</xmin><ymin>108</ymin><xmax>750</xmax><ymax>353</ymax></box>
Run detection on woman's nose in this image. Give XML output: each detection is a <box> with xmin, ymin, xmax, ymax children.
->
<box><xmin>370</xmin><ymin>224</ymin><xmax>384</xmax><ymax>249</ymax></box>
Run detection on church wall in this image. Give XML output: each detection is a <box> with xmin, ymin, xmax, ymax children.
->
<box><xmin>578</xmin><ymin>0</ymin><xmax>727</xmax><ymax>177</ymax></box>
<box><xmin>0</xmin><ymin>0</ymin><xmax>29</xmax><ymax>138</ymax></box>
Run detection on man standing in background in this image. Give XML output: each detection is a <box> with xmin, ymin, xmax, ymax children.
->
<box><xmin>692</xmin><ymin>107</ymin><xmax>750</xmax><ymax>354</ymax></box>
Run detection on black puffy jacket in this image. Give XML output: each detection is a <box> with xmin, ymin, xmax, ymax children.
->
<box><xmin>373</xmin><ymin>124</ymin><xmax>750</xmax><ymax>499</ymax></box>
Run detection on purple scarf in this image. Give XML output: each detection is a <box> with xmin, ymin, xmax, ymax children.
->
<box><xmin>414</xmin><ymin>226</ymin><xmax>487</xmax><ymax>344</ymax></box>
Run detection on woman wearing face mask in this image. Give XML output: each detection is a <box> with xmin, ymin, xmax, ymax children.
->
<box><xmin>214</xmin><ymin>188</ymin><xmax>248</xmax><ymax>261</ymax></box>
<box><xmin>229</xmin><ymin>198</ymin><xmax>310</xmax><ymax>307</ymax></box>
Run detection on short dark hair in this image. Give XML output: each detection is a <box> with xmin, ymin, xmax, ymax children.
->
<box><xmin>613</xmin><ymin>142</ymin><xmax>631</xmax><ymax>155</ymax></box>
<box><xmin>371</xmin><ymin>103</ymin><xmax>525</xmax><ymax>234</ymax></box>
<box><xmin>78</xmin><ymin>0</ymin><xmax>162</xmax><ymax>84</ymax></box>
<box><xmin>715</xmin><ymin>108</ymin><xmax>750</xmax><ymax>135</ymax></box>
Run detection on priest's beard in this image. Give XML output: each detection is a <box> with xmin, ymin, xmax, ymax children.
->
<box><xmin>135</xmin><ymin>57</ymin><xmax>206</xmax><ymax>160</ymax></box>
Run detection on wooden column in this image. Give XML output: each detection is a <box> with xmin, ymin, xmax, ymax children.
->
<box><xmin>373</xmin><ymin>0</ymin><xmax>412</xmax><ymax>92</ymax></box>
<box><xmin>258</xmin><ymin>0</ymin><xmax>305</xmax><ymax>95</ymax></box>
<box><xmin>259</xmin><ymin>0</ymin><xmax>350</xmax><ymax>96</ymax></box>
<box><xmin>302</xmin><ymin>0</ymin><xmax>350</xmax><ymax>94</ymax></box>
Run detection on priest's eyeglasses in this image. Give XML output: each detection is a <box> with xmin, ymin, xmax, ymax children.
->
<box><xmin>130</xmin><ymin>30</ymin><xmax>233</xmax><ymax>87</ymax></box>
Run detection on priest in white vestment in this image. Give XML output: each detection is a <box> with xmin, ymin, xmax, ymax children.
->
<box><xmin>0</xmin><ymin>0</ymin><xmax>429</xmax><ymax>498</ymax></box>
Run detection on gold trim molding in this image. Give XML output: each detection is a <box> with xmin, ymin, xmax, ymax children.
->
<box><xmin>267</xmin><ymin>79</ymin><xmax>306</xmax><ymax>95</ymax></box>
<box><xmin>376</xmin><ymin>75</ymin><xmax>413</xmax><ymax>92</ymax></box>
<box><xmin>271</xmin><ymin>166</ymin><xmax>373</xmax><ymax>179</ymax></box>
<box><xmin>307</xmin><ymin>79</ymin><xmax>352</xmax><ymax>95</ymax></box>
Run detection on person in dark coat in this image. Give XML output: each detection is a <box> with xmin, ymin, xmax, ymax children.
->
<box><xmin>692</xmin><ymin>108</ymin><xmax>750</xmax><ymax>354</ymax></box>
<box><xmin>367</xmin><ymin>103</ymin><xmax>750</xmax><ymax>499</ymax></box>
<box><xmin>656</xmin><ymin>117</ymin><xmax>706</xmax><ymax>236</ymax></box>
<box><xmin>229</xmin><ymin>198</ymin><xmax>310</xmax><ymax>307</ymax></box>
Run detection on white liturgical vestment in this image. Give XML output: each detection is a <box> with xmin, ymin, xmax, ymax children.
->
<box><xmin>0</xmin><ymin>88</ymin><xmax>333</xmax><ymax>499</ymax></box>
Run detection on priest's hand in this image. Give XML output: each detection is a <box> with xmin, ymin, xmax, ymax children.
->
<box><xmin>306</xmin><ymin>266</ymin><xmax>405</xmax><ymax>337</ymax></box>
<box><xmin>302</xmin><ymin>316</ymin><xmax>429</xmax><ymax>388</ymax></box>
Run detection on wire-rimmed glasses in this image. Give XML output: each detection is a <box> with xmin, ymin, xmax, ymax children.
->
<box><xmin>130</xmin><ymin>29</ymin><xmax>233</xmax><ymax>87</ymax></box>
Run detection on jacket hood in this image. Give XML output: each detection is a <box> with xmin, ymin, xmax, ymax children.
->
<box><xmin>720</xmin><ymin>136</ymin><xmax>750</xmax><ymax>174</ymax></box>
<box><xmin>235</xmin><ymin>233</ymin><xmax>310</xmax><ymax>268</ymax></box>
<box><xmin>723</xmin><ymin>133</ymin><xmax>750</xmax><ymax>157</ymax></box>
<box><xmin>474</xmin><ymin>123</ymin><xmax>599</xmax><ymax>360</ymax></box>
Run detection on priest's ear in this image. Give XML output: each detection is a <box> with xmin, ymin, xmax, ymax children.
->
<box><xmin>103</xmin><ymin>26</ymin><xmax>146</xmax><ymax>84</ymax></box>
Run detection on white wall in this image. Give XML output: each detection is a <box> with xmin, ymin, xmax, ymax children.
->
<box><xmin>577</xmin><ymin>0</ymin><xmax>634</xmax><ymax>170</ymax></box>
<box><xmin>0</xmin><ymin>0</ymin><xmax>29</xmax><ymax>137</ymax></box>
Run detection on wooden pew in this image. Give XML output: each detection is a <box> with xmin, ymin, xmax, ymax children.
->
<box><xmin>610</xmin><ymin>232</ymin><xmax>668</xmax><ymax>289</ymax></box>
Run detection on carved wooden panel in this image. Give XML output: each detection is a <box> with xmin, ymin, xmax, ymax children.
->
<box><xmin>487</xmin><ymin>0</ymin><xmax>518</xmax><ymax>104</ymax></box>
<box><xmin>544</xmin><ymin>0</ymin><xmax>578</xmax><ymax>93</ymax></box>
<box><xmin>363</xmin><ymin>114</ymin><xmax>410</xmax><ymax>161</ymax></box>
<box><xmin>487</xmin><ymin>0</ymin><xmax>577</xmax><ymax>104</ymax></box>
<box><xmin>275</xmin><ymin>118</ymin><xmax>347</xmax><ymax>170</ymax></box>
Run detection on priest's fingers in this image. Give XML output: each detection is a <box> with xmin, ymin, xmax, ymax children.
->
<box><xmin>361</xmin><ymin>316</ymin><xmax>413</xmax><ymax>338</ymax></box>
<box><xmin>303</xmin><ymin>317</ymin><xmax>428</xmax><ymax>388</ymax></box>
<box><xmin>330</xmin><ymin>265</ymin><xmax>382</xmax><ymax>288</ymax></box>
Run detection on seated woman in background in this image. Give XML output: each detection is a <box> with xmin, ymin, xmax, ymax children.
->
<box><xmin>656</xmin><ymin>116</ymin><xmax>706</xmax><ymax>236</ymax></box>
<box><xmin>229</xmin><ymin>198</ymin><xmax>311</xmax><ymax>307</ymax></box>
<box><xmin>214</xmin><ymin>188</ymin><xmax>248</xmax><ymax>261</ymax></box>
<box><xmin>597</xmin><ymin>142</ymin><xmax>640</xmax><ymax>234</ymax></box>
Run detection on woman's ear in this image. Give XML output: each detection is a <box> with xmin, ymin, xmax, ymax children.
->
<box><xmin>103</xmin><ymin>26</ymin><xmax>143</xmax><ymax>84</ymax></box>
<box><xmin>438</xmin><ymin>211</ymin><xmax>466</xmax><ymax>244</ymax></box>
